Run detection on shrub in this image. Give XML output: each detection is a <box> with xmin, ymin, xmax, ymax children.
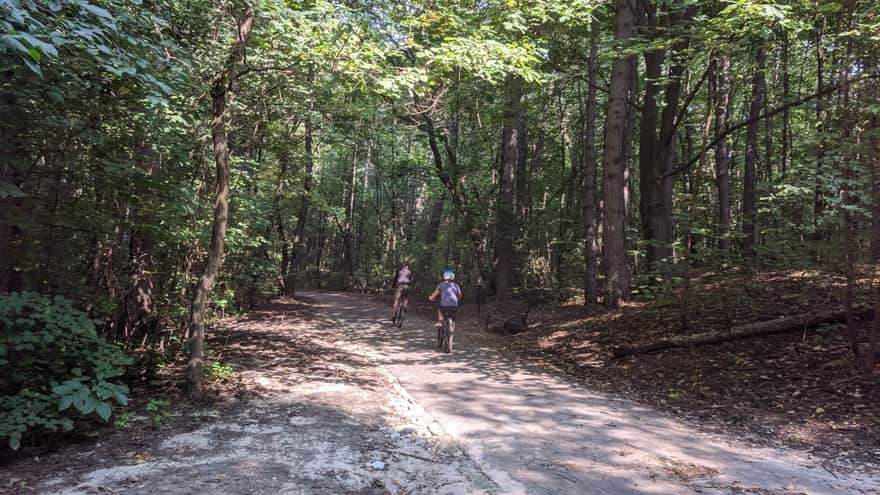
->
<box><xmin>0</xmin><ymin>292</ymin><xmax>132</xmax><ymax>449</ymax></box>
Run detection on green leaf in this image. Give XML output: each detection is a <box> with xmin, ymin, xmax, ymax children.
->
<box><xmin>154</xmin><ymin>80</ymin><xmax>172</xmax><ymax>95</ymax></box>
<box><xmin>58</xmin><ymin>395</ymin><xmax>73</xmax><ymax>411</ymax></box>
<box><xmin>95</xmin><ymin>402</ymin><xmax>112</xmax><ymax>421</ymax></box>
<box><xmin>79</xmin><ymin>399</ymin><xmax>96</xmax><ymax>415</ymax></box>
<box><xmin>82</xmin><ymin>3</ymin><xmax>114</xmax><ymax>20</ymax></box>
<box><xmin>23</xmin><ymin>58</ymin><xmax>43</xmax><ymax>77</ymax></box>
<box><xmin>9</xmin><ymin>434</ymin><xmax>20</xmax><ymax>450</ymax></box>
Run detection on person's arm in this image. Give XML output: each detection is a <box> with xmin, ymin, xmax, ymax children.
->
<box><xmin>429</xmin><ymin>288</ymin><xmax>440</xmax><ymax>301</ymax></box>
<box><xmin>454</xmin><ymin>283</ymin><xmax>462</xmax><ymax>298</ymax></box>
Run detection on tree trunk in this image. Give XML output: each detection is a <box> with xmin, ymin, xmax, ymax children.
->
<box><xmin>602</xmin><ymin>0</ymin><xmax>639</xmax><ymax>306</ymax></box>
<box><xmin>494</xmin><ymin>76</ymin><xmax>523</xmax><ymax>300</ymax></box>
<box><xmin>187</xmin><ymin>7</ymin><xmax>255</xmax><ymax>400</ymax></box>
<box><xmin>117</xmin><ymin>144</ymin><xmax>160</xmax><ymax>347</ymax></box>
<box><xmin>285</xmin><ymin>115</ymin><xmax>314</xmax><ymax>295</ymax></box>
<box><xmin>638</xmin><ymin>4</ymin><xmax>692</xmax><ymax>272</ymax></box>
<box><xmin>425</xmin><ymin>196</ymin><xmax>444</xmax><ymax>244</ymax></box>
<box><xmin>781</xmin><ymin>33</ymin><xmax>791</xmax><ymax>179</ymax></box>
<box><xmin>343</xmin><ymin>145</ymin><xmax>357</xmax><ymax>278</ymax></box>
<box><xmin>516</xmin><ymin>102</ymin><xmax>529</xmax><ymax>228</ymax></box>
<box><xmin>0</xmin><ymin>69</ymin><xmax>24</xmax><ymax>293</ymax></box>
<box><xmin>713</xmin><ymin>54</ymin><xmax>733</xmax><ymax>252</ymax></box>
<box><xmin>742</xmin><ymin>48</ymin><xmax>765</xmax><ymax>258</ymax></box>
<box><xmin>582</xmin><ymin>30</ymin><xmax>600</xmax><ymax>305</ymax></box>
<box><xmin>422</xmin><ymin>117</ymin><xmax>487</xmax><ymax>275</ymax></box>
<box><xmin>814</xmin><ymin>16</ymin><xmax>827</xmax><ymax>232</ymax></box>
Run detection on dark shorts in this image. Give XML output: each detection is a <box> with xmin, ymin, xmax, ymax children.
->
<box><xmin>439</xmin><ymin>306</ymin><xmax>458</xmax><ymax>321</ymax></box>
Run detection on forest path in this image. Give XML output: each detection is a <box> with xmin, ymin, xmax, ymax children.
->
<box><xmin>312</xmin><ymin>291</ymin><xmax>879</xmax><ymax>495</ymax></box>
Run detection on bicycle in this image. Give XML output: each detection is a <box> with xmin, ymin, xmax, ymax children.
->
<box><xmin>436</xmin><ymin>309</ymin><xmax>454</xmax><ymax>353</ymax></box>
<box><xmin>393</xmin><ymin>287</ymin><xmax>409</xmax><ymax>328</ymax></box>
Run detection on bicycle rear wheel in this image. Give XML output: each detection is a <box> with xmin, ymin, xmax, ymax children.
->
<box><xmin>442</xmin><ymin>318</ymin><xmax>452</xmax><ymax>353</ymax></box>
<box><xmin>395</xmin><ymin>305</ymin><xmax>406</xmax><ymax>327</ymax></box>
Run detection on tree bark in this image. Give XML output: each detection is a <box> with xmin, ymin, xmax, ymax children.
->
<box><xmin>343</xmin><ymin>145</ymin><xmax>357</xmax><ymax>278</ymax></box>
<box><xmin>602</xmin><ymin>0</ymin><xmax>639</xmax><ymax>306</ymax></box>
<box><xmin>117</xmin><ymin>144</ymin><xmax>160</xmax><ymax>347</ymax></box>
<box><xmin>814</xmin><ymin>15</ymin><xmax>827</xmax><ymax>231</ymax></box>
<box><xmin>582</xmin><ymin>30</ymin><xmax>600</xmax><ymax>305</ymax></box>
<box><xmin>422</xmin><ymin>117</ymin><xmax>487</xmax><ymax>275</ymax></box>
<box><xmin>494</xmin><ymin>76</ymin><xmax>523</xmax><ymax>300</ymax></box>
<box><xmin>0</xmin><ymin>69</ymin><xmax>24</xmax><ymax>293</ymax></box>
<box><xmin>638</xmin><ymin>3</ymin><xmax>693</xmax><ymax>272</ymax></box>
<box><xmin>713</xmin><ymin>55</ymin><xmax>733</xmax><ymax>252</ymax></box>
<box><xmin>425</xmin><ymin>196</ymin><xmax>444</xmax><ymax>244</ymax></box>
<box><xmin>781</xmin><ymin>33</ymin><xmax>791</xmax><ymax>179</ymax></box>
<box><xmin>285</xmin><ymin>114</ymin><xmax>314</xmax><ymax>295</ymax></box>
<box><xmin>187</xmin><ymin>7</ymin><xmax>255</xmax><ymax>400</ymax></box>
<box><xmin>742</xmin><ymin>48</ymin><xmax>765</xmax><ymax>258</ymax></box>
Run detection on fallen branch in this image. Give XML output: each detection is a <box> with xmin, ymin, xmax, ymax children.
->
<box><xmin>612</xmin><ymin>308</ymin><xmax>875</xmax><ymax>358</ymax></box>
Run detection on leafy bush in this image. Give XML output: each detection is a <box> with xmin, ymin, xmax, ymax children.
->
<box><xmin>205</xmin><ymin>360</ymin><xmax>235</xmax><ymax>382</ymax></box>
<box><xmin>0</xmin><ymin>292</ymin><xmax>132</xmax><ymax>449</ymax></box>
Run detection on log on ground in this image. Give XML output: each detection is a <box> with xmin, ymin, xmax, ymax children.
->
<box><xmin>612</xmin><ymin>308</ymin><xmax>874</xmax><ymax>358</ymax></box>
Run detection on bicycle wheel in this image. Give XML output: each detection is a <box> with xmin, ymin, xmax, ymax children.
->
<box><xmin>437</xmin><ymin>321</ymin><xmax>442</xmax><ymax>348</ymax></box>
<box><xmin>442</xmin><ymin>318</ymin><xmax>452</xmax><ymax>353</ymax></box>
<box><xmin>395</xmin><ymin>305</ymin><xmax>406</xmax><ymax>328</ymax></box>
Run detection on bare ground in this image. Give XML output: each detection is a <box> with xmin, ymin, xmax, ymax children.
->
<box><xmin>2</xmin><ymin>297</ymin><xmax>495</xmax><ymax>494</ymax></box>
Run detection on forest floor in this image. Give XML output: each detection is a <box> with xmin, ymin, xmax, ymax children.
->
<box><xmin>1</xmin><ymin>272</ymin><xmax>878</xmax><ymax>494</ymax></box>
<box><xmin>393</xmin><ymin>269</ymin><xmax>880</xmax><ymax>469</ymax></box>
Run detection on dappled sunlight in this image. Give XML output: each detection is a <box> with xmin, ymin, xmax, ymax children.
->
<box><xmin>302</xmin><ymin>291</ymin><xmax>878</xmax><ymax>494</ymax></box>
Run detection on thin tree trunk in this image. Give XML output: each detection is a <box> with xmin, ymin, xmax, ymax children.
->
<box><xmin>286</xmin><ymin>114</ymin><xmax>314</xmax><ymax>295</ymax></box>
<box><xmin>0</xmin><ymin>69</ymin><xmax>24</xmax><ymax>293</ymax></box>
<box><xmin>187</xmin><ymin>7</ymin><xmax>255</xmax><ymax>399</ymax></box>
<box><xmin>117</xmin><ymin>143</ymin><xmax>159</xmax><ymax>347</ymax></box>
<box><xmin>582</xmin><ymin>30</ymin><xmax>600</xmax><ymax>305</ymax></box>
<box><xmin>781</xmin><ymin>33</ymin><xmax>791</xmax><ymax>178</ymax></box>
<box><xmin>814</xmin><ymin>16</ymin><xmax>826</xmax><ymax>233</ymax></box>
<box><xmin>343</xmin><ymin>145</ymin><xmax>357</xmax><ymax>278</ymax></box>
<box><xmin>713</xmin><ymin>55</ymin><xmax>733</xmax><ymax>252</ymax></box>
<box><xmin>742</xmin><ymin>48</ymin><xmax>765</xmax><ymax>258</ymax></box>
<box><xmin>638</xmin><ymin>4</ymin><xmax>693</xmax><ymax>271</ymax></box>
<box><xmin>602</xmin><ymin>0</ymin><xmax>638</xmax><ymax>306</ymax></box>
<box><xmin>495</xmin><ymin>76</ymin><xmax>523</xmax><ymax>300</ymax></box>
<box><xmin>425</xmin><ymin>197</ymin><xmax>444</xmax><ymax>244</ymax></box>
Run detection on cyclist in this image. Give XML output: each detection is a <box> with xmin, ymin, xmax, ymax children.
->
<box><xmin>429</xmin><ymin>269</ymin><xmax>462</xmax><ymax>331</ymax></box>
<box><xmin>391</xmin><ymin>262</ymin><xmax>412</xmax><ymax>322</ymax></box>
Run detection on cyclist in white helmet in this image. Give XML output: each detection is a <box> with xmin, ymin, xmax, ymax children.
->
<box><xmin>429</xmin><ymin>269</ymin><xmax>462</xmax><ymax>329</ymax></box>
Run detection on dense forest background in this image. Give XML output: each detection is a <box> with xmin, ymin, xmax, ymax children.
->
<box><xmin>1</xmin><ymin>0</ymin><xmax>879</xmax><ymax>449</ymax></box>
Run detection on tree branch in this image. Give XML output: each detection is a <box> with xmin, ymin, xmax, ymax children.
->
<box><xmin>667</xmin><ymin>70</ymin><xmax>880</xmax><ymax>178</ymax></box>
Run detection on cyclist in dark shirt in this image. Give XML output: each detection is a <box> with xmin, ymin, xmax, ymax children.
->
<box><xmin>391</xmin><ymin>263</ymin><xmax>412</xmax><ymax>322</ymax></box>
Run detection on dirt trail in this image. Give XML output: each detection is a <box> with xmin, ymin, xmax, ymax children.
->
<box><xmin>311</xmin><ymin>291</ymin><xmax>879</xmax><ymax>495</ymax></box>
<box><xmin>31</xmin><ymin>292</ymin><xmax>879</xmax><ymax>494</ymax></box>
<box><xmin>35</xmin><ymin>298</ymin><xmax>496</xmax><ymax>495</ymax></box>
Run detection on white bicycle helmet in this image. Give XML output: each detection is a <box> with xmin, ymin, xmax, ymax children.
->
<box><xmin>442</xmin><ymin>269</ymin><xmax>455</xmax><ymax>281</ymax></box>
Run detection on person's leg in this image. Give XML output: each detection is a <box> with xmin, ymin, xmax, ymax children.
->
<box><xmin>446</xmin><ymin>307</ymin><xmax>457</xmax><ymax>351</ymax></box>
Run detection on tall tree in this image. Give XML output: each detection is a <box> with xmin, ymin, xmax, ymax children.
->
<box><xmin>187</xmin><ymin>6</ymin><xmax>256</xmax><ymax>399</ymax></box>
<box><xmin>742</xmin><ymin>47</ymin><xmax>766</xmax><ymax>259</ymax></box>
<box><xmin>637</xmin><ymin>2</ymin><xmax>695</xmax><ymax>271</ymax></box>
<box><xmin>495</xmin><ymin>77</ymin><xmax>524</xmax><ymax>300</ymax></box>
<box><xmin>285</xmin><ymin>114</ymin><xmax>314</xmax><ymax>295</ymax></box>
<box><xmin>713</xmin><ymin>54</ymin><xmax>733</xmax><ymax>253</ymax></box>
<box><xmin>602</xmin><ymin>0</ymin><xmax>639</xmax><ymax>306</ymax></box>
<box><xmin>581</xmin><ymin>28</ymin><xmax>600</xmax><ymax>305</ymax></box>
